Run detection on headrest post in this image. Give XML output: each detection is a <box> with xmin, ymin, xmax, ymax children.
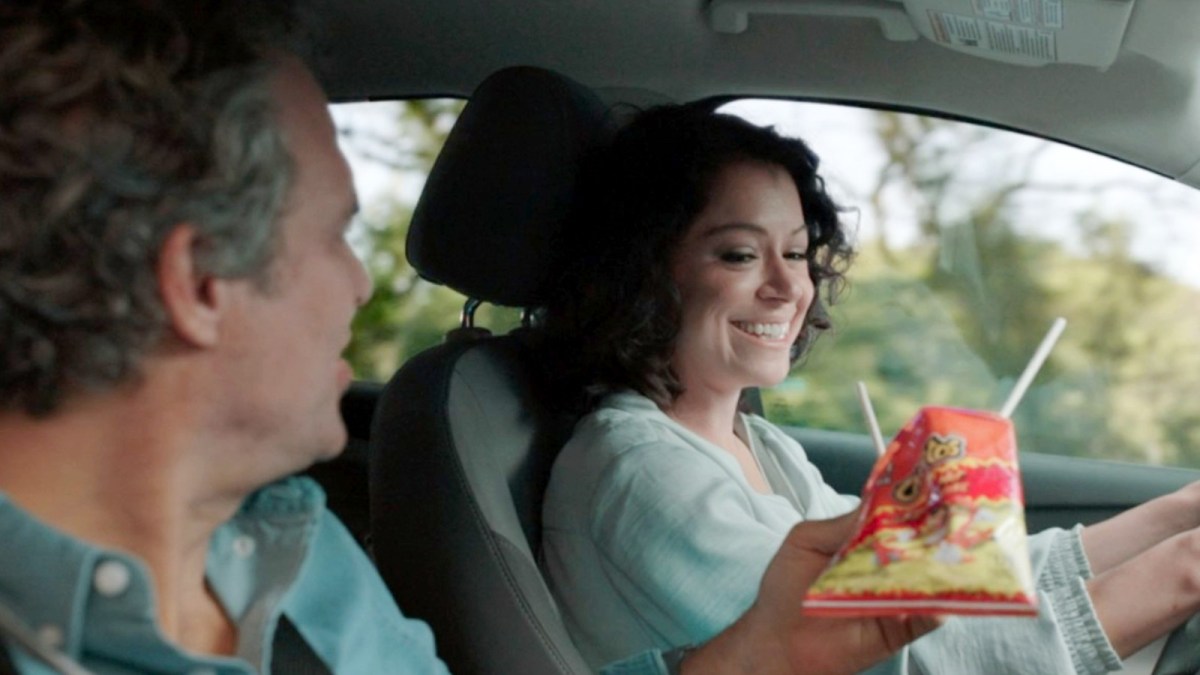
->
<box><xmin>461</xmin><ymin>298</ymin><xmax>483</xmax><ymax>328</ymax></box>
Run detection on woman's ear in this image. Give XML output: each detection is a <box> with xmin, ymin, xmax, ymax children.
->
<box><xmin>156</xmin><ymin>224</ymin><xmax>226</xmax><ymax>348</ymax></box>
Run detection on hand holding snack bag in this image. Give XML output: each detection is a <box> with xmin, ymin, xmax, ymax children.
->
<box><xmin>804</xmin><ymin>406</ymin><xmax>1037</xmax><ymax>616</ymax></box>
<box><xmin>804</xmin><ymin>318</ymin><xmax>1067</xmax><ymax>618</ymax></box>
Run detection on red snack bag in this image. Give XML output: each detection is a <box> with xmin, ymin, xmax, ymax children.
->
<box><xmin>803</xmin><ymin>406</ymin><xmax>1038</xmax><ymax>617</ymax></box>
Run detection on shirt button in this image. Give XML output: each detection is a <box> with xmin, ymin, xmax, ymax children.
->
<box><xmin>37</xmin><ymin>624</ymin><xmax>63</xmax><ymax>648</ymax></box>
<box><xmin>93</xmin><ymin>559</ymin><xmax>131</xmax><ymax>597</ymax></box>
<box><xmin>232</xmin><ymin>535</ymin><xmax>256</xmax><ymax>558</ymax></box>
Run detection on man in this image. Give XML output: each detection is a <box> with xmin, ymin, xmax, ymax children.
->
<box><xmin>0</xmin><ymin>2</ymin><xmax>935</xmax><ymax>673</ymax></box>
<box><xmin>1</xmin><ymin>3</ymin><xmax>428</xmax><ymax>672</ymax></box>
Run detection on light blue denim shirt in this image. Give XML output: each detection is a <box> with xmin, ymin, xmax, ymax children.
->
<box><xmin>0</xmin><ymin>477</ymin><xmax>670</xmax><ymax>675</ymax></box>
<box><xmin>0</xmin><ymin>477</ymin><xmax>450</xmax><ymax>674</ymax></box>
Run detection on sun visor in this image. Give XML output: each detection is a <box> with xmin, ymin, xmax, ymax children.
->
<box><xmin>709</xmin><ymin>0</ymin><xmax>1134</xmax><ymax>69</ymax></box>
<box><xmin>898</xmin><ymin>0</ymin><xmax>1134</xmax><ymax>69</ymax></box>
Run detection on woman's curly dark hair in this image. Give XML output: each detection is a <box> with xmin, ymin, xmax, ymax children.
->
<box><xmin>536</xmin><ymin>103</ymin><xmax>854</xmax><ymax>411</ymax></box>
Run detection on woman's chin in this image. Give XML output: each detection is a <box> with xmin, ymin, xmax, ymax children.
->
<box><xmin>739</xmin><ymin>365</ymin><xmax>792</xmax><ymax>391</ymax></box>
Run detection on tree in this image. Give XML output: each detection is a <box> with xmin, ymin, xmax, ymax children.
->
<box><xmin>767</xmin><ymin>110</ymin><xmax>1200</xmax><ymax>468</ymax></box>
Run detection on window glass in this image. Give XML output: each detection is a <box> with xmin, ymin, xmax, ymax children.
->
<box><xmin>332</xmin><ymin>100</ymin><xmax>520</xmax><ymax>381</ymax></box>
<box><xmin>335</xmin><ymin>98</ymin><xmax>1200</xmax><ymax>469</ymax></box>
<box><xmin>720</xmin><ymin>100</ymin><xmax>1200</xmax><ymax>468</ymax></box>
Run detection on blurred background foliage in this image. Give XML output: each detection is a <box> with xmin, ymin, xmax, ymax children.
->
<box><xmin>339</xmin><ymin>99</ymin><xmax>521</xmax><ymax>379</ymax></box>
<box><xmin>337</xmin><ymin>100</ymin><xmax>1200</xmax><ymax>468</ymax></box>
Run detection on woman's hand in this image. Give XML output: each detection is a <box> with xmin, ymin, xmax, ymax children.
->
<box><xmin>682</xmin><ymin>510</ymin><xmax>942</xmax><ymax>675</ymax></box>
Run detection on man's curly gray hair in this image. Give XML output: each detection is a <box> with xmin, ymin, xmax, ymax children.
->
<box><xmin>0</xmin><ymin>0</ymin><xmax>304</xmax><ymax>415</ymax></box>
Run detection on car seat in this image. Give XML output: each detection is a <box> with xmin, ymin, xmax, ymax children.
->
<box><xmin>369</xmin><ymin>66</ymin><xmax>612</xmax><ymax>674</ymax></box>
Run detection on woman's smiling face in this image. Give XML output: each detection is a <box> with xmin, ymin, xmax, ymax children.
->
<box><xmin>669</xmin><ymin>159</ymin><xmax>814</xmax><ymax>400</ymax></box>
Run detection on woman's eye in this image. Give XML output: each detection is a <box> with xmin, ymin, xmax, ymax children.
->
<box><xmin>785</xmin><ymin>250</ymin><xmax>809</xmax><ymax>262</ymax></box>
<box><xmin>719</xmin><ymin>250</ymin><xmax>756</xmax><ymax>264</ymax></box>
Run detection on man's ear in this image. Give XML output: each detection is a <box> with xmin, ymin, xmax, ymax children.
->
<box><xmin>157</xmin><ymin>224</ymin><xmax>230</xmax><ymax>348</ymax></box>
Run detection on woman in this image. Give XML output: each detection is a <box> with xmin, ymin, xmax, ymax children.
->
<box><xmin>536</xmin><ymin>103</ymin><xmax>1200</xmax><ymax>674</ymax></box>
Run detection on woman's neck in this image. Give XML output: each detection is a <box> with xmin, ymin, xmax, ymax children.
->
<box><xmin>665</xmin><ymin>387</ymin><xmax>742</xmax><ymax>445</ymax></box>
<box><xmin>666</xmin><ymin>389</ymin><xmax>773</xmax><ymax>495</ymax></box>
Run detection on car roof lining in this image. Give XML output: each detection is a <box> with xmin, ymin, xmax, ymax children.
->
<box><xmin>315</xmin><ymin>0</ymin><xmax>1200</xmax><ymax>188</ymax></box>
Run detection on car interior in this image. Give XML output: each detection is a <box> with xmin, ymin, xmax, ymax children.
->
<box><xmin>302</xmin><ymin>1</ymin><xmax>1200</xmax><ymax>673</ymax></box>
<box><xmin>7</xmin><ymin>2</ymin><xmax>1200</xmax><ymax>675</ymax></box>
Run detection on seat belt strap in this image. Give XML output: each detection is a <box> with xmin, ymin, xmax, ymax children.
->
<box><xmin>270</xmin><ymin>614</ymin><xmax>334</xmax><ymax>675</ymax></box>
<box><xmin>0</xmin><ymin>640</ymin><xmax>19</xmax><ymax>675</ymax></box>
<box><xmin>0</xmin><ymin>603</ymin><xmax>331</xmax><ymax>675</ymax></box>
<box><xmin>0</xmin><ymin>604</ymin><xmax>90</xmax><ymax>675</ymax></box>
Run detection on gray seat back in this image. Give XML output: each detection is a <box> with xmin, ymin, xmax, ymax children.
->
<box><xmin>369</xmin><ymin>66</ymin><xmax>611</xmax><ymax>674</ymax></box>
<box><xmin>372</xmin><ymin>336</ymin><xmax>587</xmax><ymax>673</ymax></box>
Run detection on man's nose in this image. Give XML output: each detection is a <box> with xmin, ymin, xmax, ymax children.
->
<box><xmin>352</xmin><ymin>254</ymin><xmax>373</xmax><ymax>307</ymax></box>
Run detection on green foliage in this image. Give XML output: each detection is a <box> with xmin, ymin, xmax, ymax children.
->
<box><xmin>763</xmin><ymin>112</ymin><xmax>1200</xmax><ymax>468</ymax></box>
<box><xmin>340</xmin><ymin>103</ymin><xmax>1200</xmax><ymax>468</ymax></box>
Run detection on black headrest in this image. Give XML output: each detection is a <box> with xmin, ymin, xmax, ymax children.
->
<box><xmin>407</xmin><ymin>66</ymin><xmax>611</xmax><ymax>308</ymax></box>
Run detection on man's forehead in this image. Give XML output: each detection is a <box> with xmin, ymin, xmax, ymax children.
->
<box><xmin>269</xmin><ymin>55</ymin><xmax>356</xmax><ymax>225</ymax></box>
<box><xmin>269</xmin><ymin>55</ymin><xmax>334</xmax><ymax>139</ymax></box>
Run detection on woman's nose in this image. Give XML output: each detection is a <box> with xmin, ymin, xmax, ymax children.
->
<box><xmin>759</xmin><ymin>255</ymin><xmax>804</xmax><ymax>301</ymax></box>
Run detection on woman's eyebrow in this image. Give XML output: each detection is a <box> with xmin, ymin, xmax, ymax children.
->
<box><xmin>700</xmin><ymin>222</ymin><xmax>808</xmax><ymax>238</ymax></box>
<box><xmin>701</xmin><ymin>222</ymin><xmax>767</xmax><ymax>238</ymax></box>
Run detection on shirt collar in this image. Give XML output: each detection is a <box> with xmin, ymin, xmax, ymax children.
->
<box><xmin>207</xmin><ymin>476</ymin><xmax>325</xmax><ymax>670</ymax></box>
<box><xmin>0</xmin><ymin>476</ymin><xmax>325</xmax><ymax>670</ymax></box>
<box><xmin>0</xmin><ymin>493</ymin><xmax>98</xmax><ymax>656</ymax></box>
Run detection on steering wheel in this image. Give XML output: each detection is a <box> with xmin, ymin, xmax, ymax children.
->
<box><xmin>1152</xmin><ymin>613</ymin><xmax>1200</xmax><ymax>675</ymax></box>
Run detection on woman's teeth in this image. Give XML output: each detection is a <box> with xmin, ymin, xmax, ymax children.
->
<box><xmin>733</xmin><ymin>321</ymin><xmax>789</xmax><ymax>340</ymax></box>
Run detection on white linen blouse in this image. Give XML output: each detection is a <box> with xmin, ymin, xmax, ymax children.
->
<box><xmin>542</xmin><ymin>391</ymin><xmax>1121</xmax><ymax>674</ymax></box>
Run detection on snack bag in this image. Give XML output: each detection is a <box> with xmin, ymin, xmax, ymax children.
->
<box><xmin>803</xmin><ymin>405</ymin><xmax>1037</xmax><ymax>616</ymax></box>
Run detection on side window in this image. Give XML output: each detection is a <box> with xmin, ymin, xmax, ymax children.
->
<box><xmin>720</xmin><ymin>100</ymin><xmax>1200</xmax><ymax>468</ymax></box>
<box><xmin>336</xmin><ymin>97</ymin><xmax>1200</xmax><ymax>469</ymax></box>
<box><xmin>332</xmin><ymin>100</ymin><xmax>520</xmax><ymax>381</ymax></box>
